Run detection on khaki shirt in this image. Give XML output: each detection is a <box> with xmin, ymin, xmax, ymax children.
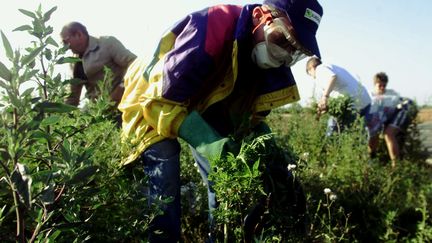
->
<box><xmin>66</xmin><ymin>36</ymin><xmax>137</xmax><ymax>106</ymax></box>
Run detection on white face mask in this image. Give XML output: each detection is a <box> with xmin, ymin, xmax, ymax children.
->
<box><xmin>261</xmin><ymin>18</ymin><xmax>310</xmax><ymax>67</ymax></box>
<box><xmin>251</xmin><ymin>42</ymin><xmax>285</xmax><ymax>69</ymax></box>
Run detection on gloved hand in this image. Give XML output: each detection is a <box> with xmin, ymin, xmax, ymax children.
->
<box><xmin>178</xmin><ymin>111</ymin><xmax>239</xmax><ymax>161</ymax></box>
<box><xmin>196</xmin><ymin>137</ymin><xmax>239</xmax><ymax>161</ymax></box>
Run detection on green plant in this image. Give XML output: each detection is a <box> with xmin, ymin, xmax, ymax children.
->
<box><xmin>0</xmin><ymin>5</ymin><xmax>151</xmax><ymax>242</ymax></box>
<box><xmin>208</xmin><ymin>134</ymin><xmax>307</xmax><ymax>242</ymax></box>
<box><xmin>309</xmin><ymin>188</ymin><xmax>351</xmax><ymax>242</ymax></box>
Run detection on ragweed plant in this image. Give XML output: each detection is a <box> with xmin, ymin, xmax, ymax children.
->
<box><xmin>209</xmin><ymin>134</ymin><xmax>307</xmax><ymax>242</ymax></box>
<box><xmin>0</xmin><ymin>5</ymin><xmax>152</xmax><ymax>242</ymax></box>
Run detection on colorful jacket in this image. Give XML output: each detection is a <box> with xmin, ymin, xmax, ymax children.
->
<box><xmin>118</xmin><ymin>4</ymin><xmax>300</xmax><ymax>165</ymax></box>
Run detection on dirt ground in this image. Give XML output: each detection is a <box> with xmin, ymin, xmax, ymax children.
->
<box><xmin>417</xmin><ymin>108</ymin><xmax>432</xmax><ymax>123</ymax></box>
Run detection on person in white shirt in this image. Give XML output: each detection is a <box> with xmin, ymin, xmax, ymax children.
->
<box><xmin>306</xmin><ymin>57</ymin><xmax>371</xmax><ymax>136</ymax></box>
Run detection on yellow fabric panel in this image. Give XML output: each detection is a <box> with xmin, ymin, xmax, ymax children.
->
<box><xmin>119</xmin><ymin>58</ymin><xmax>156</xmax><ymax>165</ymax></box>
<box><xmin>141</xmin><ymin>98</ymin><xmax>187</xmax><ymax>139</ymax></box>
<box><xmin>253</xmin><ymin>85</ymin><xmax>300</xmax><ymax>112</ymax></box>
<box><xmin>118</xmin><ymin>56</ymin><xmax>188</xmax><ymax>166</ymax></box>
<box><xmin>119</xmin><ymin>58</ymin><xmax>149</xmax><ymax>138</ymax></box>
<box><xmin>158</xmin><ymin>31</ymin><xmax>177</xmax><ymax>59</ymax></box>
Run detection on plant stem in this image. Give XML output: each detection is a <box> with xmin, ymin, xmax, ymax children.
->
<box><xmin>12</xmin><ymin>181</ymin><xmax>25</xmax><ymax>242</ymax></box>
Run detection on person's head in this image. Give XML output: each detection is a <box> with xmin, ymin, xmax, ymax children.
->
<box><xmin>373</xmin><ymin>72</ymin><xmax>388</xmax><ymax>95</ymax></box>
<box><xmin>251</xmin><ymin>0</ymin><xmax>323</xmax><ymax>69</ymax></box>
<box><xmin>61</xmin><ymin>22</ymin><xmax>89</xmax><ymax>55</ymax></box>
<box><xmin>305</xmin><ymin>56</ymin><xmax>321</xmax><ymax>79</ymax></box>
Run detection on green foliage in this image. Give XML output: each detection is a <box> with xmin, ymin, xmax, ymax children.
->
<box><xmin>0</xmin><ymin>5</ymin><xmax>151</xmax><ymax>242</ymax></box>
<box><xmin>268</xmin><ymin>105</ymin><xmax>432</xmax><ymax>242</ymax></box>
<box><xmin>1</xmin><ymin>4</ymin><xmax>431</xmax><ymax>243</ymax></box>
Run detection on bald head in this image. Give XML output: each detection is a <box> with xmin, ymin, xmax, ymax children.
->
<box><xmin>61</xmin><ymin>22</ymin><xmax>89</xmax><ymax>55</ymax></box>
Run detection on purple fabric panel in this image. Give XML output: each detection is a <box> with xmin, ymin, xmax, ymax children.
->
<box><xmin>162</xmin><ymin>9</ymin><xmax>213</xmax><ymax>102</ymax></box>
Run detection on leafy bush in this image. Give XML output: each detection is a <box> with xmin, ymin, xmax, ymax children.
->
<box><xmin>0</xmin><ymin>6</ymin><xmax>152</xmax><ymax>242</ymax></box>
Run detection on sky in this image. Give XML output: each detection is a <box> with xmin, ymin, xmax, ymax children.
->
<box><xmin>1</xmin><ymin>0</ymin><xmax>431</xmax><ymax>105</ymax></box>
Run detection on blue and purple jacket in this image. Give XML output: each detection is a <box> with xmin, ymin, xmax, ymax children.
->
<box><xmin>119</xmin><ymin>4</ymin><xmax>300</xmax><ymax>165</ymax></box>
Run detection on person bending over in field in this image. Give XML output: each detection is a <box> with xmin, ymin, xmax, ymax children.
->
<box><xmin>118</xmin><ymin>0</ymin><xmax>323</xmax><ymax>241</ymax></box>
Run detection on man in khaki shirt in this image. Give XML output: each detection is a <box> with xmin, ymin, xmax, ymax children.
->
<box><xmin>61</xmin><ymin>22</ymin><xmax>136</xmax><ymax>106</ymax></box>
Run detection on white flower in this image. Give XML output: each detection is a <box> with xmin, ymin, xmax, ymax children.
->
<box><xmin>302</xmin><ymin>152</ymin><xmax>310</xmax><ymax>160</ymax></box>
<box><xmin>329</xmin><ymin>193</ymin><xmax>337</xmax><ymax>201</ymax></box>
<box><xmin>287</xmin><ymin>164</ymin><xmax>297</xmax><ymax>171</ymax></box>
<box><xmin>324</xmin><ymin>188</ymin><xmax>332</xmax><ymax>195</ymax></box>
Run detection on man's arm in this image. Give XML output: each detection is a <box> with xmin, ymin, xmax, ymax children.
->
<box><xmin>65</xmin><ymin>62</ymin><xmax>87</xmax><ymax>106</ymax></box>
<box><xmin>109</xmin><ymin>36</ymin><xmax>137</xmax><ymax>68</ymax></box>
<box><xmin>65</xmin><ymin>82</ymin><xmax>84</xmax><ymax>106</ymax></box>
<box><xmin>318</xmin><ymin>74</ymin><xmax>336</xmax><ymax>110</ymax></box>
<box><xmin>107</xmin><ymin>36</ymin><xmax>136</xmax><ymax>104</ymax></box>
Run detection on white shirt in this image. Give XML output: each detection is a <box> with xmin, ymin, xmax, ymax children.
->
<box><xmin>370</xmin><ymin>88</ymin><xmax>401</xmax><ymax>122</ymax></box>
<box><xmin>316</xmin><ymin>64</ymin><xmax>371</xmax><ymax>110</ymax></box>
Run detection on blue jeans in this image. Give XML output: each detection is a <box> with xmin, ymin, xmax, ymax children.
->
<box><xmin>140</xmin><ymin>139</ymin><xmax>215</xmax><ymax>242</ymax></box>
<box><xmin>140</xmin><ymin>139</ymin><xmax>181</xmax><ymax>242</ymax></box>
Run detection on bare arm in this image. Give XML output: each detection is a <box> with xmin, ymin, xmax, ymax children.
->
<box><xmin>318</xmin><ymin>74</ymin><xmax>336</xmax><ymax>110</ymax></box>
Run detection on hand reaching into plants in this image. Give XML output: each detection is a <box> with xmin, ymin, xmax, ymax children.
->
<box><xmin>179</xmin><ymin>110</ymin><xmax>240</xmax><ymax>161</ymax></box>
<box><xmin>317</xmin><ymin>98</ymin><xmax>328</xmax><ymax>115</ymax></box>
<box><xmin>196</xmin><ymin>137</ymin><xmax>239</xmax><ymax>161</ymax></box>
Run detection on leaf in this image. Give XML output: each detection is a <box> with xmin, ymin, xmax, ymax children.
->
<box><xmin>29</xmin><ymin>130</ymin><xmax>50</xmax><ymax>143</ymax></box>
<box><xmin>21</xmin><ymin>46</ymin><xmax>43</xmax><ymax>66</ymax></box>
<box><xmin>60</xmin><ymin>140</ymin><xmax>71</xmax><ymax>163</ymax></box>
<box><xmin>252</xmin><ymin>160</ymin><xmax>260</xmax><ymax>176</ymax></box>
<box><xmin>40</xmin><ymin>185</ymin><xmax>55</xmax><ymax>205</ymax></box>
<box><xmin>23</xmin><ymin>69</ymin><xmax>39</xmax><ymax>82</ymax></box>
<box><xmin>13</xmin><ymin>25</ymin><xmax>33</xmax><ymax>32</ymax></box>
<box><xmin>69</xmin><ymin>166</ymin><xmax>98</xmax><ymax>185</ymax></box>
<box><xmin>0</xmin><ymin>80</ymin><xmax>9</xmax><ymax>89</ymax></box>
<box><xmin>31</xmin><ymin>21</ymin><xmax>43</xmax><ymax>39</ymax></box>
<box><xmin>30</xmin><ymin>97</ymin><xmax>42</xmax><ymax>104</ymax></box>
<box><xmin>43</xmin><ymin>6</ymin><xmax>57</xmax><ymax>22</ymax></box>
<box><xmin>40</xmin><ymin>115</ymin><xmax>60</xmax><ymax>126</ymax></box>
<box><xmin>63</xmin><ymin>212</ymin><xmax>77</xmax><ymax>223</ymax></box>
<box><xmin>20</xmin><ymin>87</ymin><xmax>35</xmax><ymax>98</ymax></box>
<box><xmin>33</xmin><ymin>101</ymin><xmax>78</xmax><ymax>113</ymax></box>
<box><xmin>47</xmin><ymin>230</ymin><xmax>61</xmax><ymax>240</ymax></box>
<box><xmin>45</xmin><ymin>36</ymin><xmax>58</xmax><ymax>47</ymax></box>
<box><xmin>45</xmin><ymin>26</ymin><xmax>53</xmax><ymax>36</ymax></box>
<box><xmin>44</xmin><ymin>48</ymin><xmax>52</xmax><ymax>60</ymax></box>
<box><xmin>18</xmin><ymin>9</ymin><xmax>37</xmax><ymax>19</ymax></box>
<box><xmin>1</xmin><ymin>31</ymin><xmax>13</xmax><ymax>60</ymax></box>
<box><xmin>56</xmin><ymin>56</ymin><xmax>81</xmax><ymax>64</ymax></box>
<box><xmin>7</xmin><ymin>90</ymin><xmax>21</xmax><ymax>108</ymax></box>
<box><xmin>0</xmin><ymin>61</ymin><xmax>11</xmax><ymax>81</ymax></box>
<box><xmin>77</xmin><ymin>147</ymin><xmax>95</xmax><ymax>163</ymax></box>
<box><xmin>0</xmin><ymin>205</ymin><xmax>6</xmax><ymax>221</ymax></box>
<box><xmin>63</xmin><ymin>78</ymin><xmax>84</xmax><ymax>85</ymax></box>
<box><xmin>23</xmin><ymin>117</ymin><xmax>42</xmax><ymax>131</ymax></box>
<box><xmin>11</xmin><ymin>163</ymin><xmax>32</xmax><ymax>207</ymax></box>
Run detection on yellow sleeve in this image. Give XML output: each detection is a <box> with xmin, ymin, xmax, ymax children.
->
<box><xmin>120</xmin><ymin>58</ymin><xmax>188</xmax><ymax>141</ymax></box>
<box><xmin>141</xmin><ymin>97</ymin><xmax>188</xmax><ymax>139</ymax></box>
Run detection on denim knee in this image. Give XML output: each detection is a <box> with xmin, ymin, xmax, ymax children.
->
<box><xmin>140</xmin><ymin>139</ymin><xmax>181</xmax><ymax>242</ymax></box>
